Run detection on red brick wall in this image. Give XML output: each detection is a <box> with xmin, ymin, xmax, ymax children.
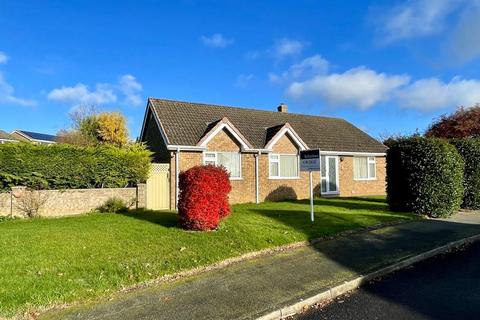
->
<box><xmin>259</xmin><ymin>134</ymin><xmax>321</xmax><ymax>201</ymax></box>
<box><xmin>167</xmin><ymin>130</ymin><xmax>386</xmax><ymax>209</ymax></box>
<box><xmin>338</xmin><ymin>156</ymin><xmax>386</xmax><ymax>196</ymax></box>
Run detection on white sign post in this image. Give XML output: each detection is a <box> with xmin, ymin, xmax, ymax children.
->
<box><xmin>300</xmin><ymin>149</ymin><xmax>321</xmax><ymax>222</ymax></box>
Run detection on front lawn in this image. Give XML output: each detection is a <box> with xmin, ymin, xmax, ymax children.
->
<box><xmin>0</xmin><ymin>197</ymin><xmax>415</xmax><ymax>317</ymax></box>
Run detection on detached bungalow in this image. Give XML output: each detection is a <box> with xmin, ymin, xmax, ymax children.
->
<box><xmin>140</xmin><ymin>98</ymin><xmax>387</xmax><ymax>210</ymax></box>
<box><xmin>10</xmin><ymin>130</ymin><xmax>57</xmax><ymax>144</ymax></box>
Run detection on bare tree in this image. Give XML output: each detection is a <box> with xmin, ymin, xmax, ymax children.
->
<box><xmin>69</xmin><ymin>104</ymin><xmax>98</xmax><ymax>130</ymax></box>
<box><xmin>56</xmin><ymin>104</ymin><xmax>99</xmax><ymax>146</ymax></box>
<box><xmin>14</xmin><ymin>188</ymin><xmax>49</xmax><ymax>218</ymax></box>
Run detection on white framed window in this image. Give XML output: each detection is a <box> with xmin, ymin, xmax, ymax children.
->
<box><xmin>269</xmin><ymin>154</ymin><xmax>299</xmax><ymax>179</ymax></box>
<box><xmin>203</xmin><ymin>152</ymin><xmax>242</xmax><ymax>179</ymax></box>
<box><xmin>353</xmin><ymin>157</ymin><xmax>376</xmax><ymax>180</ymax></box>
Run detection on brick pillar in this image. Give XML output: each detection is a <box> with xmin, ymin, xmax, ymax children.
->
<box><xmin>136</xmin><ymin>183</ymin><xmax>146</xmax><ymax>209</ymax></box>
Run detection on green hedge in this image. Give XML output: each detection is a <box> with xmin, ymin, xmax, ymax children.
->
<box><xmin>387</xmin><ymin>137</ymin><xmax>464</xmax><ymax>217</ymax></box>
<box><xmin>451</xmin><ymin>138</ymin><xmax>480</xmax><ymax>209</ymax></box>
<box><xmin>0</xmin><ymin>143</ymin><xmax>152</xmax><ymax>191</ymax></box>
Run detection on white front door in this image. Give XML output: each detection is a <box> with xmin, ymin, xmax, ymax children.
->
<box><xmin>321</xmin><ymin>156</ymin><xmax>339</xmax><ymax>195</ymax></box>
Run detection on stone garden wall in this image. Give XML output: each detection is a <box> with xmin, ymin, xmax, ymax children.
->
<box><xmin>0</xmin><ymin>184</ymin><xmax>146</xmax><ymax>217</ymax></box>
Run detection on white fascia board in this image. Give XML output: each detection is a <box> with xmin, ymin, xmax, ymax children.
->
<box><xmin>139</xmin><ymin>100</ymin><xmax>151</xmax><ymax>140</ymax></box>
<box><xmin>265</xmin><ymin>127</ymin><xmax>308</xmax><ymax>151</ymax></box>
<box><xmin>320</xmin><ymin>151</ymin><xmax>386</xmax><ymax>156</ymax></box>
<box><xmin>11</xmin><ymin>130</ymin><xmax>29</xmax><ymax>138</ymax></box>
<box><xmin>242</xmin><ymin>148</ymin><xmax>271</xmax><ymax>153</ymax></box>
<box><xmin>167</xmin><ymin>145</ymin><xmax>206</xmax><ymax>151</ymax></box>
<box><xmin>32</xmin><ymin>139</ymin><xmax>56</xmax><ymax>144</ymax></box>
<box><xmin>167</xmin><ymin>145</ymin><xmax>271</xmax><ymax>153</ymax></box>
<box><xmin>198</xmin><ymin>122</ymin><xmax>250</xmax><ymax>149</ymax></box>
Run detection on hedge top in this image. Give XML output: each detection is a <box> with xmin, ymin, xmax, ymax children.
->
<box><xmin>0</xmin><ymin>143</ymin><xmax>152</xmax><ymax>191</ymax></box>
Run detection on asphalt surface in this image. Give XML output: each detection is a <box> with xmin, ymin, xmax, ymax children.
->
<box><xmin>296</xmin><ymin>241</ymin><xmax>480</xmax><ymax>320</ymax></box>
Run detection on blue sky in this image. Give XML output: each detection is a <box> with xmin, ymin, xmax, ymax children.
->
<box><xmin>1</xmin><ymin>0</ymin><xmax>480</xmax><ymax>139</ymax></box>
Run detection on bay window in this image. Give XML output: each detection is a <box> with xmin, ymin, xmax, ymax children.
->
<box><xmin>203</xmin><ymin>152</ymin><xmax>241</xmax><ymax>179</ymax></box>
<box><xmin>353</xmin><ymin>157</ymin><xmax>376</xmax><ymax>180</ymax></box>
<box><xmin>269</xmin><ymin>154</ymin><xmax>299</xmax><ymax>179</ymax></box>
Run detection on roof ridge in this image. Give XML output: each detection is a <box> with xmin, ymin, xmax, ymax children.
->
<box><xmin>149</xmin><ymin>97</ymin><xmax>344</xmax><ymax>121</ymax></box>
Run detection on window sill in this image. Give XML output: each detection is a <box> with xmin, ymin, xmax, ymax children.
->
<box><xmin>321</xmin><ymin>192</ymin><xmax>339</xmax><ymax>196</ymax></box>
<box><xmin>229</xmin><ymin>177</ymin><xmax>243</xmax><ymax>181</ymax></box>
<box><xmin>268</xmin><ymin>177</ymin><xmax>301</xmax><ymax>180</ymax></box>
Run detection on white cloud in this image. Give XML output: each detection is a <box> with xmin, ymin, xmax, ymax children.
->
<box><xmin>235</xmin><ymin>74</ymin><xmax>254</xmax><ymax>88</ymax></box>
<box><xmin>48</xmin><ymin>83</ymin><xmax>117</xmax><ymax>106</ymax></box>
<box><xmin>397</xmin><ymin>76</ymin><xmax>480</xmax><ymax>110</ymax></box>
<box><xmin>48</xmin><ymin>75</ymin><xmax>144</xmax><ymax>107</ymax></box>
<box><xmin>0</xmin><ymin>72</ymin><xmax>36</xmax><ymax>106</ymax></box>
<box><xmin>119</xmin><ymin>74</ymin><xmax>142</xmax><ymax>106</ymax></box>
<box><xmin>269</xmin><ymin>54</ymin><xmax>329</xmax><ymax>83</ymax></box>
<box><xmin>283</xmin><ymin>58</ymin><xmax>480</xmax><ymax>111</ymax></box>
<box><xmin>287</xmin><ymin>67</ymin><xmax>409</xmax><ymax>109</ymax></box>
<box><xmin>0</xmin><ymin>52</ymin><xmax>8</xmax><ymax>64</ymax></box>
<box><xmin>446</xmin><ymin>3</ymin><xmax>480</xmax><ymax>63</ymax></box>
<box><xmin>273</xmin><ymin>38</ymin><xmax>305</xmax><ymax>58</ymax></box>
<box><xmin>200</xmin><ymin>33</ymin><xmax>234</xmax><ymax>48</ymax></box>
<box><xmin>268</xmin><ymin>73</ymin><xmax>282</xmax><ymax>83</ymax></box>
<box><xmin>376</xmin><ymin>0</ymin><xmax>460</xmax><ymax>43</ymax></box>
<box><xmin>0</xmin><ymin>52</ymin><xmax>36</xmax><ymax>106</ymax></box>
<box><xmin>245</xmin><ymin>50</ymin><xmax>260</xmax><ymax>60</ymax></box>
<box><xmin>289</xmin><ymin>55</ymin><xmax>329</xmax><ymax>78</ymax></box>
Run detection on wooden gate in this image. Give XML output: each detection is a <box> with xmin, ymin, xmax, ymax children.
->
<box><xmin>146</xmin><ymin>163</ymin><xmax>170</xmax><ymax>210</ymax></box>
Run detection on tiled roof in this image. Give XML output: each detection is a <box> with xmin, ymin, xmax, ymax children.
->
<box><xmin>149</xmin><ymin>98</ymin><xmax>387</xmax><ymax>153</ymax></box>
<box><xmin>16</xmin><ymin>130</ymin><xmax>57</xmax><ymax>142</ymax></box>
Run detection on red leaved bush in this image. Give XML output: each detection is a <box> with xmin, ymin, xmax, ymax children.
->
<box><xmin>426</xmin><ymin>105</ymin><xmax>480</xmax><ymax>139</ymax></box>
<box><xmin>178</xmin><ymin>165</ymin><xmax>232</xmax><ymax>231</ymax></box>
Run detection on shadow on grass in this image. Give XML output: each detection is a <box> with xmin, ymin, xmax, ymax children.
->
<box><xmin>118</xmin><ymin>209</ymin><xmax>182</xmax><ymax>229</ymax></box>
<box><xmin>283</xmin><ymin>197</ymin><xmax>390</xmax><ymax>212</ymax></box>
<box><xmin>346</xmin><ymin>196</ymin><xmax>388</xmax><ymax>203</ymax></box>
<box><xmin>248</xmin><ymin>197</ymin><xmax>414</xmax><ymax>240</ymax></box>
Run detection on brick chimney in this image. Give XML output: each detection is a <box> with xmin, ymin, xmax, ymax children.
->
<box><xmin>277</xmin><ymin>103</ymin><xmax>288</xmax><ymax>113</ymax></box>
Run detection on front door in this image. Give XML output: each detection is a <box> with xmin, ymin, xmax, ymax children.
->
<box><xmin>320</xmin><ymin>156</ymin><xmax>339</xmax><ymax>195</ymax></box>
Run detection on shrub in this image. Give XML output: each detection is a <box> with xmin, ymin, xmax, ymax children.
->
<box><xmin>97</xmin><ymin>197</ymin><xmax>129</xmax><ymax>213</ymax></box>
<box><xmin>178</xmin><ymin>165</ymin><xmax>232</xmax><ymax>231</ymax></box>
<box><xmin>426</xmin><ymin>105</ymin><xmax>480</xmax><ymax>139</ymax></box>
<box><xmin>13</xmin><ymin>188</ymin><xmax>49</xmax><ymax>218</ymax></box>
<box><xmin>387</xmin><ymin>137</ymin><xmax>464</xmax><ymax>217</ymax></box>
<box><xmin>0</xmin><ymin>143</ymin><xmax>151</xmax><ymax>191</ymax></box>
<box><xmin>0</xmin><ymin>216</ymin><xmax>17</xmax><ymax>222</ymax></box>
<box><xmin>451</xmin><ymin>138</ymin><xmax>480</xmax><ymax>209</ymax></box>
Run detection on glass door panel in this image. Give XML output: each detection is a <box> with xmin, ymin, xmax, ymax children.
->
<box><xmin>328</xmin><ymin>157</ymin><xmax>337</xmax><ymax>192</ymax></box>
<box><xmin>320</xmin><ymin>156</ymin><xmax>338</xmax><ymax>194</ymax></box>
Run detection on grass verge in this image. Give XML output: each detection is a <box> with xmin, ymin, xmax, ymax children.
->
<box><xmin>0</xmin><ymin>196</ymin><xmax>415</xmax><ymax>317</ymax></box>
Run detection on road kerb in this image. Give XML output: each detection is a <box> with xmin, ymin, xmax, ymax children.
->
<box><xmin>257</xmin><ymin>233</ymin><xmax>480</xmax><ymax>320</ymax></box>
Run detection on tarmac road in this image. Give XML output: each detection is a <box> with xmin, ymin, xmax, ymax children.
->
<box><xmin>296</xmin><ymin>241</ymin><xmax>480</xmax><ymax>320</ymax></box>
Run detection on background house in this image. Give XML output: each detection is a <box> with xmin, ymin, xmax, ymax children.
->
<box><xmin>140</xmin><ymin>98</ymin><xmax>387</xmax><ymax>210</ymax></box>
<box><xmin>10</xmin><ymin>130</ymin><xmax>57</xmax><ymax>144</ymax></box>
<box><xmin>0</xmin><ymin>130</ymin><xmax>18</xmax><ymax>144</ymax></box>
